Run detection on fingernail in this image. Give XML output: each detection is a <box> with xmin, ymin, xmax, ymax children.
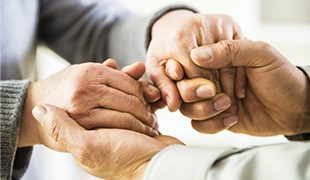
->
<box><xmin>214</xmin><ymin>96</ymin><xmax>231</xmax><ymax>111</ymax></box>
<box><xmin>168</xmin><ymin>68</ymin><xmax>180</xmax><ymax>80</ymax></box>
<box><xmin>196</xmin><ymin>85</ymin><xmax>215</xmax><ymax>98</ymax></box>
<box><xmin>191</xmin><ymin>47</ymin><xmax>212</xmax><ymax>61</ymax></box>
<box><xmin>147</xmin><ymin>84</ymin><xmax>159</xmax><ymax>94</ymax></box>
<box><xmin>223</xmin><ymin>116</ymin><xmax>238</xmax><ymax>128</ymax></box>
<box><xmin>147</xmin><ymin>85</ymin><xmax>161</xmax><ymax>102</ymax></box>
<box><xmin>238</xmin><ymin>88</ymin><xmax>246</xmax><ymax>99</ymax></box>
<box><xmin>32</xmin><ymin>105</ymin><xmax>47</xmax><ymax>125</ymax></box>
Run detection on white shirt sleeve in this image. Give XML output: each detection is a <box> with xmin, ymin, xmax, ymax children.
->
<box><xmin>143</xmin><ymin>142</ymin><xmax>310</xmax><ymax>180</ymax></box>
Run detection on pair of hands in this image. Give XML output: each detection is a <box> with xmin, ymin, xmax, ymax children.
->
<box><xmin>148</xmin><ymin>10</ymin><xmax>310</xmax><ymax>136</ymax></box>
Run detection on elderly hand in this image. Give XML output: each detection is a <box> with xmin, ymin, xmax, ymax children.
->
<box><xmin>146</xmin><ymin>10</ymin><xmax>243</xmax><ymax>112</ymax></box>
<box><xmin>178</xmin><ymin>40</ymin><xmax>310</xmax><ymax>136</ymax></box>
<box><xmin>32</xmin><ymin>104</ymin><xmax>183</xmax><ymax>180</ymax></box>
<box><xmin>19</xmin><ymin>59</ymin><xmax>161</xmax><ymax>148</ymax></box>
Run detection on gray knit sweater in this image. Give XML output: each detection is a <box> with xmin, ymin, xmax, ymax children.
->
<box><xmin>0</xmin><ymin>0</ymin><xmax>192</xmax><ymax>179</ymax></box>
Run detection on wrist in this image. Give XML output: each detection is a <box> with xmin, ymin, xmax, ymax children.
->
<box><xmin>131</xmin><ymin>162</ymin><xmax>149</xmax><ymax>180</ymax></box>
<box><xmin>18</xmin><ymin>83</ymin><xmax>41</xmax><ymax>147</ymax></box>
<box><xmin>297</xmin><ymin>67</ymin><xmax>310</xmax><ymax>133</ymax></box>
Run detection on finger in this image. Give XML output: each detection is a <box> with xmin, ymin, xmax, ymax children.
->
<box><xmin>191</xmin><ymin>113</ymin><xmax>238</xmax><ymax>134</ymax></box>
<box><xmin>219</xmin><ymin>66</ymin><xmax>238</xmax><ymax>116</ymax></box>
<box><xmin>232</xmin><ymin>19</ymin><xmax>244</xmax><ymax>40</ymax></box>
<box><xmin>165</xmin><ymin>59</ymin><xmax>184</xmax><ymax>81</ymax></box>
<box><xmin>147</xmin><ymin>58</ymin><xmax>182</xmax><ymax>112</ymax></box>
<box><xmin>32</xmin><ymin>104</ymin><xmax>84</xmax><ymax>152</ymax></box>
<box><xmin>102</xmin><ymin>58</ymin><xmax>118</xmax><ymax>69</ymax></box>
<box><xmin>180</xmin><ymin>93</ymin><xmax>231</xmax><ymax>120</ymax></box>
<box><xmin>98</xmin><ymin>85</ymin><xmax>156</xmax><ymax>128</ymax></box>
<box><xmin>100</xmin><ymin>65</ymin><xmax>145</xmax><ymax>103</ymax></box>
<box><xmin>79</xmin><ymin>108</ymin><xmax>159</xmax><ymax>136</ymax></box>
<box><xmin>190</xmin><ymin>40</ymin><xmax>273</xmax><ymax>69</ymax></box>
<box><xmin>176</xmin><ymin>77</ymin><xmax>216</xmax><ymax>103</ymax></box>
<box><xmin>121</xmin><ymin>62</ymin><xmax>146</xmax><ymax>80</ymax></box>
<box><xmin>150</xmin><ymin>100</ymin><xmax>166</xmax><ymax>112</ymax></box>
<box><xmin>173</xmin><ymin>46</ymin><xmax>205</xmax><ymax>79</ymax></box>
<box><xmin>235</xmin><ymin>67</ymin><xmax>246</xmax><ymax>98</ymax></box>
<box><xmin>140</xmin><ymin>79</ymin><xmax>161</xmax><ymax>103</ymax></box>
<box><xmin>215</xmin><ymin>20</ymin><xmax>234</xmax><ymax>41</ymax></box>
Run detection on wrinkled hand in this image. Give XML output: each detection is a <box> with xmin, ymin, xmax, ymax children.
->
<box><xmin>179</xmin><ymin>40</ymin><xmax>310</xmax><ymax>136</ymax></box>
<box><xmin>19</xmin><ymin>59</ymin><xmax>160</xmax><ymax>148</ymax></box>
<box><xmin>32</xmin><ymin>104</ymin><xmax>183</xmax><ymax>180</ymax></box>
<box><xmin>146</xmin><ymin>10</ymin><xmax>243</xmax><ymax>112</ymax></box>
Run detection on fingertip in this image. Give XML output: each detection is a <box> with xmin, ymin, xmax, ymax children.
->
<box><xmin>144</xmin><ymin>83</ymin><xmax>161</xmax><ymax>103</ymax></box>
<box><xmin>165</xmin><ymin>94</ymin><xmax>181</xmax><ymax>112</ymax></box>
<box><xmin>236</xmin><ymin>87</ymin><xmax>246</xmax><ymax>99</ymax></box>
<box><xmin>102</xmin><ymin>58</ymin><xmax>118</xmax><ymax>69</ymax></box>
<box><xmin>165</xmin><ymin>59</ymin><xmax>184</xmax><ymax>81</ymax></box>
<box><xmin>122</xmin><ymin>62</ymin><xmax>146</xmax><ymax>80</ymax></box>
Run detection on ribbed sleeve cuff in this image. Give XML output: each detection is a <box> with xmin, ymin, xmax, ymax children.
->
<box><xmin>1</xmin><ymin>80</ymin><xmax>30</xmax><ymax>179</ymax></box>
<box><xmin>143</xmin><ymin>145</ymin><xmax>233</xmax><ymax>180</ymax></box>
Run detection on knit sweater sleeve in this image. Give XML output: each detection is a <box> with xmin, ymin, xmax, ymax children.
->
<box><xmin>0</xmin><ymin>80</ymin><xmax>30</xmax><ymax>179</ymax></box>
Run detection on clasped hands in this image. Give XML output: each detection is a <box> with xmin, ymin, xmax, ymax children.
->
<box><xmin>24</xmin><ymin>10</ymin><xmax>310</xmax><ymax>180</ymax></box>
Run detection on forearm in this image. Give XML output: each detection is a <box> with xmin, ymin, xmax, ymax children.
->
<box><xmin>0</xmin><ymin>80</ymin><xmax>31</xmax><ymax>179</ymax></box>
<box><xmin>143</xmin><ymin>142</ymin><xmax>310</xmax><ymax>180</ymax></box>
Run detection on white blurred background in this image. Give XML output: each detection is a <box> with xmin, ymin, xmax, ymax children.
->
<box><xmin>22</xmin><ymin>0</ymin><xmax>310</xmax><ymax>179</ymax></box>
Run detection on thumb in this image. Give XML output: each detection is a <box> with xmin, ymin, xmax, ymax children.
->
<box><xmin>32</xmin><ymin>104</ymin><xmax>84</xmax><ymax>149</ymax></box>
<box><xmin>190</xmin><ymin>39</ymin><xmax>275</xmax><ymax>69</ymax></box>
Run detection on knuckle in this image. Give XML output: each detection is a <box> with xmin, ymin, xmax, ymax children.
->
<box><xmin>171</xmin><ymin>29</ymin><xmax>186</xmax><ymax>43</ymax></box>
<box><xmin>192</xmin><ymin>13</ymin><xmax>204</xmax><ymax>26</ymax></box>
<box><xmin>256</xmin><ymin>41</ymin><xmax>272</xmax><ymax>51</ymax></box>
<box><xmin>82</xmin><ymin>63</ymin><xmax>101</xmax><ymax>74</ymax></box>
<box><xmin>194</xmin><ymin>103</ymin><xmax>209</xmax><ymax>119</ymax></box>
<box><xmin>220</xmin><ymin>14</ymin><xmax>235</xmax><ymax>22</ymax></box>
<box><xmin>219</xmin><ymin>40</ymin><xmax>239</xmax><ymax>60</ymax></box>
<box><xmin>127</xmin><ymin>95</ymin><xmax>140</xmax><ymax>112</ymax></box>
<box><xmin>121</xmin><ymin>114</ymin><xmax>134</xmax><ymax>129</ymax></box>
<box><xmin>180</xmin><ymin>103</ymin><xmax>209</xmax><ymax>120</ymax></box>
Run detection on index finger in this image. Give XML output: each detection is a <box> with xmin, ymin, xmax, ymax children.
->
<box><xmin>147</xmin><ymin>57</ymin><xmax>182</xmax><ymax>112</ymax></box>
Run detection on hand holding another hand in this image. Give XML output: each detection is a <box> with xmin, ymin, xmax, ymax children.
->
<box><xmin>146</xmin><ymin>10</ymin><xmax>243</xmax><ymax>112</ymax></box>
<box><xmin>177</xmin><ymin>40</ymin><xmax>310</xmax><ymax>136</ymax></box>
<box><xmin>19</xmin><ymin>59</ymin><xmax>161</xmax><ymax>150</ymax></box>
<box><xmin>32</xmin><ymin>104</ymin><xmax>183</xmax><ymax>180</ymax></box>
